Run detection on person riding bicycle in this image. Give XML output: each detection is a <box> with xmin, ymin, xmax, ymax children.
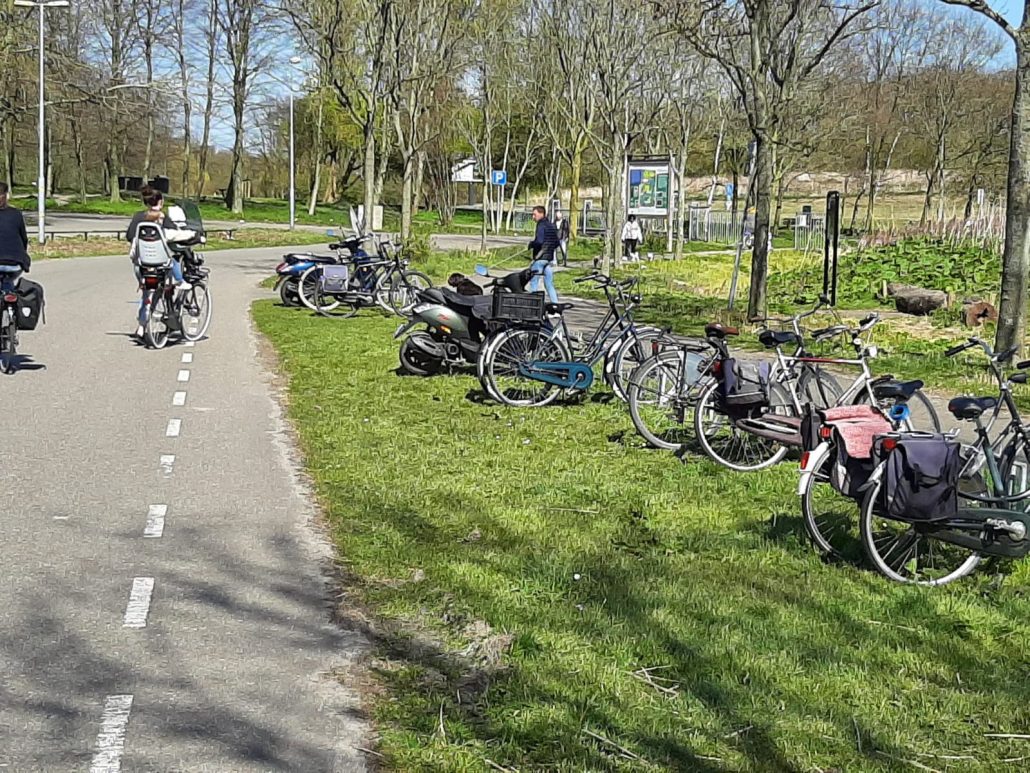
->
<box><xmin>528</xmin><ymin>205</ymin><xmax>560</xmax><ymax>304</ymax></box>
<box><xmin>127</xmin><ymin>186</ymin><xmax>191</xmax><ymax>338</ymax></box>
<box><xmin>0</xmin><ymin>182</ymin><xmax>30</xmax><ymax>273</ymax></box>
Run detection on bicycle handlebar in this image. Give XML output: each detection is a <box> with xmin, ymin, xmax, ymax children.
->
<box><xmin>945</xmin><ymin>340</ymin><xmax>978</xmax><ymax>357</ymax></box>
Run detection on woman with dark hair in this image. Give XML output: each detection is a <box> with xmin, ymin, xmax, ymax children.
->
<box><xmin>126</xmin><ymin>185</ymin><xmax>186</xmax><ymax>338</ymax></box>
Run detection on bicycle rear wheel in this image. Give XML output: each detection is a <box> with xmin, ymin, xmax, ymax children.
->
<box><xmin>180</xmin><ymin>284</ymin><xmax>212</xmax><ymax>342</ymax></box>
<box><xmin>859</xmin><ymin>473</ymin><xmax>981</xmax><ymax>585</ymax></box>
<box><xmin>604</xmin><ymin>326</ymin><xmax>662</xmax><ymax>402</ymax></box>
<box><xmin>853</xmin><ymin>386</ymin><xmax>941</xmax><ymax>432</ymax></box>
<box><xmin>693</xmin><ymin>379</ymin><xmax>792</xmax><ymax>472</ymax></box>
<box><xmin>388</xmin><ymin>270</ymin><xmax>432</xmax><ymax>315</ymax></box>
<box><xmin>299</xmin><ymin>266</ymin><xmax>343</xmax><ymax>313</ymax></box>
<box><xmin>800</xmin><ymin>444</ymin><xmax>862</xmax><ymax>560</ymax></box>
<box><xmin>484</xmin><ymin>327</ymin><xmax>570</xmax><ymax>407</ymax></box>
<box><xmin>145</xmin><ymin>290</ymin><xmax>172</xmax><ymax>349</ymax></box>
<box><xmin>0</xmin><ymin>305</ymin><xmax>17</xmax><ymax>374</ymax></box>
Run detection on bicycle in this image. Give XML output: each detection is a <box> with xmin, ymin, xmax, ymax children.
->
<box><xmin>479</xmin><ymin>272</ymin><xmax>659</xmax><ymax>407</ymax></box>
<box><xmin>857</xmin><ymin>338</ymin><xmax>1030</xmax><ymax>585</ymax></box>
<box><xmin>0</xmin><ymin>264</ymin><xmax>24</xmax><ymax>373</ymax></box>
<box><xmin>300</xmin><ymin>236</ymin><xmax>431</xmax><ymax>317</ymax></box>
<box><xmin>142</xmin><ymin>250</ymin><xmax>212</xmax><ymax>349</ymax></box>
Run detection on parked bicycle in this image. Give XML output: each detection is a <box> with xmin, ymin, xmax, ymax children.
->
<box><xmin>478</xmin><ymin>272</ymin><xmax>659</xmax><ymax>407</ymax></box>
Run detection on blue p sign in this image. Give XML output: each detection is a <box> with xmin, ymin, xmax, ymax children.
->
<box><xmin>491</xmin><ymin>170</ymin><xmax>507</xmax><ymax>186</ymax></box>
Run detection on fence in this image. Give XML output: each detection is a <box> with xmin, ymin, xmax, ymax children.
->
<box><xmin>687</xmin><ymin>205</ymin><xmax>744</xmax><ymax>244</ymax></box>
<box><xmin>793</xmin><ymin>212</ymin><xmax>826</xmax><ymax>254</ymax></box>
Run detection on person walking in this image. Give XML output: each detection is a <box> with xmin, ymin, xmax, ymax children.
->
<box><xmin>621</xmin><ymin>214</ymin><xmax>643</xmax><ymax>262</ymax></box>
<box><xmin>555</xmin><ymin>210</ymin><xmax>570</xmax><ymax>266</ymax></box>
<box><xmin>528</xmin><ymin>205</ymin><xmax>560</xmax><ymax>304</ymax></box>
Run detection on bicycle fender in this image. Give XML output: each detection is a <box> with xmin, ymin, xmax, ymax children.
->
<box><xmin>798</xmin><ymin>442</ymin><xmax>831</xmax><ymax>496</ymax></box>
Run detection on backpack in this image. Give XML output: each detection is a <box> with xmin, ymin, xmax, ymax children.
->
<box><xmin>13</xmin><ymin>277</ymin><xmax>44</xmax><ymax>330</ymax></box>
<box><xmin>879</xmin><ymin>434</ymin><xmax>961</xmax><ymax>522</ymax></box>
<box><xmin>132</xmin><ymin>222</ymin><xmax>173</xmax><ymax>267</ymax></box>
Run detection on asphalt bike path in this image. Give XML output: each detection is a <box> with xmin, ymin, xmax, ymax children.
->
<box><xmin>0</xmin><ymin>246</ymin><xmax>368</xmax><ymax>771</ymax></box>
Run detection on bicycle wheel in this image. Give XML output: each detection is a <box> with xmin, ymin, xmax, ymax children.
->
<box><xmin>145</xmin><ymin>290</ymin><xmax>172</xmax><ymax>349</ymax></box>
<box><xmin>604</xmin><ymin>326</ymin><xmax>662</xmax><ymax>402</ymax></box>
<box><xmin>800</xmin><ymin>444</ymin><xmax>863</xmax><ymax>560</ymax></box>
<box><xmin>298</xmin><ymin>266</ymin><xmax>342</xmax><ymax>313</ymax></box>
<box><xmin>484</xmin><ymin>327</ymin><xmax>570</xmax><ymax>407</ymax></box>
<box><xmin>797</xmin><ymin>367</ymin><xmax>842</xmax><ymax>409</ymax></box>
<box><xmin>180</xmin><ymin>284</ymin><xmax>212</xmax><ymax>342</ymax></box>
<box><xmin>1</xmin><ymin>305</ymin><xmax>17</xmax><ymax>374</ymax></box>
<box><xmin>859</xmin><ymin>473</ymin><xmax>981</xmax><ymax>585</ymax></box>
<box><xmin>627</xmin><ymin>350</ymin><xmax>707</xmax><ymax>451</ymax></box>
<box><xmin>278</xmin><ymin>276</ymin><xmax>300</xmax><ymax>306</ymax></box>
<box><xmin>693</xmin><ymin>379</ymin><xmax>791</xmax><ymax>472</ymax></box>
<box><xmin>853</xmin><ymin>386</ymin><xmax>941</xmax><ymax>432</ymax></box>
<box><xmin>389</xmin><ymin>270</ymin><xmax>432</xmax><ymax>315</ymax></box>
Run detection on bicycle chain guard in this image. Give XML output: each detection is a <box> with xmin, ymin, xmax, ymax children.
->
<box><xmin>518</xmin><ymin>361</ymin><xmax>594</xmax><ymax>391</ymax></box>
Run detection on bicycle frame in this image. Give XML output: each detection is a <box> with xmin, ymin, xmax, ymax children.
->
<box><xmin>546</xmin><ymin>279</ymin><xmax>643</xmax><ymax>366</ymax></box>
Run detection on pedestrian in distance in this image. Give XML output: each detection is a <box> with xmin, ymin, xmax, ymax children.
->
<box><xmin>555</xmin><ymin>210</ymin><xmax>570</xmax><ymax>266</ymax></box>
<box><xmin>621</xmin><ymin>214</ymin><xmax>643</xmax><ymax>262</ymax></box>
<box><xmin>528</xmin><ymin>205</ymin><xmax>560</xmax><ymax>304</ymax></box>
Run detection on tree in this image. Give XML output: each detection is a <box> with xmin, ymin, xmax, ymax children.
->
<box><xmin>665</xmin><ymin>0</ymin><xmax>877</xmax><ymax>319</ymax></box>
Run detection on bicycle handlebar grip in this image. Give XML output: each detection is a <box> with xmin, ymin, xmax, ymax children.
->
<box><xmin>998</xmin><ymin>345</ymin><xmax>1019</xmax><ymax>363</ymax></box>
<box><xmin>945</xmin><ymin>342</ymin><xmax>972</xmax><ymax>357</ymax></box>
<box><xmin>859</xmin><ymin>313</ymin><xmax>879</xmax><ymax>327</ymax></box>
<box><xmin>1018</xmin><ymin>360</ymin><xmax>1030</xmax><ymax>370</ymax></box>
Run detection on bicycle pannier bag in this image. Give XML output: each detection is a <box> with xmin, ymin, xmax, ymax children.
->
<box><xmin>134</xmin><ymin>222</ymin><xmax>172</xmax><ymax>267</ymax></box>
<box><xmin>720</xmin><ymin>358</ymin><xmax>770</xmax><ymax>407</ymax></box>
<box><xmin>13</xmin><ymin>277</ymin><xmax>44</xmax><ymax>330</ymax></box>
<box><xmin>321</xmin><ymin>265</ymin><xmax>350</xmax><ymax>294</ymax></box>
<box><xmin>880</xmin><ymin>434</ymin><xmax>960</xmax><ymax>522</ymax></box>
<box><xmin>820</xmin><ymin>406</ymin><xmax>892</xmax><ymax>501</ymax></box>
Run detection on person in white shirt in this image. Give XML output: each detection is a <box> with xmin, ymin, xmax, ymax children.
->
<box><xmin>621</xmin><ymin>215</ymin><xmax>643</xmax><ymax>262</ymax></box>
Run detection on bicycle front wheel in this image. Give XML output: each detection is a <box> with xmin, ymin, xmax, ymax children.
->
<box><xmin>859</xmin><ymin>473</ymin><xmax>981</xmax><ymax>585</ymax></box>
<box><xmin>1</xmin><ymin>305</ymin><xmax>17</xmax><ymax>374</ymax></box>
<box><xmin>484</xmin><ymin>327</ymin><xmax>570</xmax><ymax>407</ymax></box>
<box><xmin>180</xmin><ymin>284</ymin><xmax>212</xmax><ymax>342</ymax></box>
<box><xmin>800</xmin><ymin>444</ymin><xmax>862</xmax><ymax>560</ymax></box>
<box><xmin>299</xmin><ymin>266</ymin><xmax>343</xmax><ymax>313</ymax></box>
<box><xmin>389</xmin><ymin>270</ymin><xmax>432</xmax><ymax>315</ymax></box>
<box><xmin>604</xmin><ymin>326</ymin><xmax>662</xmax><ymax>402</ymax></box>
<box><xmin>145</xmin><ymin>290</ymin><xmax>172</xmax><ymax>349</ymax></box>
<box><xmin>853</xmin><ymin>386</ymin><xmax>941</xmax><ymax>432</ymax></box>
<box><xmin>627</xmin><ymin>350</ymin><xmax>707</xmax><ymax>451</ymax></box>
<box><xmin>693</xmin><ymin>379</ymin><xmax>791</xmax><ymax>472</ymax></box>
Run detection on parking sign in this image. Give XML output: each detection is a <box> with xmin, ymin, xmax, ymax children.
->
<box><xmin>491</xmin><ymin>170</ymin><xmax>507</xmax><ymax>186</ymax></box>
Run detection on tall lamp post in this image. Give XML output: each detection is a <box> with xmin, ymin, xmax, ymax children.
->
<box><xmin>267</xmin><ymin>56</ymin><xmax>304</xmax><ymax>230</ymax></box>
<box><xmin>14</xmin><ymin>0</ymin><xmax>70</xmax><ymax>245</ymax></box>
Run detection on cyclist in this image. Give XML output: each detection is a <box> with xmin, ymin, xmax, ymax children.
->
<box><xmin>126</xmin><ymin>186</ymin><xmax>187</xmax><ymax>338</ymax></box>
<box><xmin>0</xmin><ymin>182</ymin><xmax>30</xmax><ymax>272</ymax></box>
<box><xmin>528</xmin><ymin>205</ymin><xmax>559</xmax><ymax>304</ymax></box>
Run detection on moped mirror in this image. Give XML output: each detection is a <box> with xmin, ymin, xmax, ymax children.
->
<box><xmin>474</xmin><ymin>264</ymin><xmax>489</xmax><ymax>277</ymax></box>
<box><xmin>326</xmin><ymin>229</ymin><xmax>335</xmax><ymax>237</ymax></box>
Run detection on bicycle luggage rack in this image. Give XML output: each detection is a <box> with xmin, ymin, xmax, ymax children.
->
<box><xmin>492</xmin><ymin>292</ymin><xmax>545</xmax><ymax>322</ymax></box>
<box><xmin>735</xmin><ymin>414</ymin><xmax>804</xmax><ymax>447</ymax></box>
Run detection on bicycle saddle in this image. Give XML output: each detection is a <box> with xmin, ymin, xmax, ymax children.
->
<box><xmin>758</xmin><ymin>330</ymin><xmax>800</xmax><ymax>348</ymax></box>
<box><xmin>947</xmin><ymin>396</ymin><xmax>997</xmax><ymax>420</ymax></box>
<box><xmin>873</xmin><ymin>379</ymin><xmax>924</xmax><ymax>400</ymax></box>
<box><xmin>546</xmin><ymin>302</ymin><xmax>575</xmax><ymax>314</ymax></box>
<box><xmin>704</xmin><ymin>323</ymin><xmax>738</xmax><ymax>339</ymax></box>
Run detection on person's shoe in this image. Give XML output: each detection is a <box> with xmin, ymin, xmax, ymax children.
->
<box><xmin>178</xmin><ymin>281</ymin><xmax>193</xmax><ymax>291</ymax></box>
<box><xmin>134</xmin><ymin>325</ymin><xmax>144</xmax><ymax>338</ymax></box>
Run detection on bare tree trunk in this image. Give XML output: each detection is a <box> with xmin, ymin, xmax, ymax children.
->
<box><xmin>675</xmin><ymin>141</ymin><xmax>688</xmax><ymax>259</ymax></box>
<box><xmin>107</xmin><ymin>139</ymin><xmax>121</xmax><ymax>203</ymax></box>
<box><xmin>362</xmin><ymin>123</ymin><xmax>376</xmax><ymax>231</ymax></box>
<box><xmin>748</xmin><ymin>133</ymin><xmax>773</xmax><ymax>321</ymax></box>
<box><xmin>70</xmin><ymin>116</ymin><xmax>87</xmax><ymax>203</ymax></box>
<box><xmin>197</xmin><ymin>0</ymin><xmax>217</xmax><ymax>198</ymax></box>
<box><xmin>996</xmin><ymin>40</ymin><xmax>1030</xmax><ymax>353</ymax></box>
<box><xmin>307</xmin><ymin>95</ymin><xmax>324</xmax><ymax>216</ymax></box>
<box><xmin>568</xmin><ymin>136</ymin><xmax>585</xmax><ymax>240</ymax></box>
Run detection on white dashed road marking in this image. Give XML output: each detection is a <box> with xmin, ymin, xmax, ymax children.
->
<box><xmin>185</xmin><ymin>340</ymin><xmax>195</xmax><ymax>347</ymax></box>
<box><xmin>122</xmin><ymin>578</ymin><xmax>155</xmax><ymax>629</ymax></box>
<box><xmin>172</xmin><ymin>391</ymin><xmax>186</xmax><ymax>407</ymax></box>
<box><xmin>177</xmin><ymin>370</ymin><xmax>190</xmax><ymax>382</ymax></box>
<box><xmin>159</xmin><ymin>455</ymin><xmax>175</xmax><ymax>476</ymax></box>
<box><xmin>165</xmin><ymin>419</ymin><xmax>181</xmax><ymax>437</ymax></box>
<box><xmin>144</xmin><ymin>505</ymin><xmax>167</xmax><ymax>538</ymax></box>
<box><xmin>181</xmin><ymin>353</ymin><xmax>193</xmax><ymax>364</ymax></box>
<box><xmin>89</xmin><ymin>694</ymin><xmax>134</xmax><ymax>773</ymax></box>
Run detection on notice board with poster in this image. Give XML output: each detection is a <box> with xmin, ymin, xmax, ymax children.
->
<box><xmin>627</xmin><ymin>158</ymin><xmax>672</xmax><ymax>217</ymax></box>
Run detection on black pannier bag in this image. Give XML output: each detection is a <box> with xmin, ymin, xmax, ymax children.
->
<box><xmin>13</xmin><ymin>277</ymin><xmax>44</xmax><ymax>330</ymax></box>
<box><xmin>719</xmin><ymin>357</ymin><xmax>770</xmax><ymax>408</ymax></box>
<box><xmin>879</xmin><ymin>434</ymin><xmax>961</xmax><ymax>522</ymax></box>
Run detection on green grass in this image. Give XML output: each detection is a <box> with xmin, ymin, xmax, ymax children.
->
<box><xmin>34</xmin><ymin>228</ymin><xmax>329</xmax><ymax>261</ymax></box>
<box><xmin>255</xmin><ymin>301</ymin><xmax>1030</xmax><ymax>772</ymax></box>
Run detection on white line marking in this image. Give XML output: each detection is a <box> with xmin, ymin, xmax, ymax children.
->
<box><xmin>89</xmin><ymin>694</ymin><xmax>134</xmax><ymax>773</ymax></box>
<box><xmin>172</xmin><ymin>391</ymin><xmax>186</xmax><ymax>407</ymax></box>
<box><xmin>177</xmin><ymin>369</ymin><xmax>190</xmax><ymax>382</ymax></box>
<box><xmin>181</xmin><ymin>352</ymin><xmax>193</xmax><ymax>364</ymax></box>
<box><xmin>185</xmin><ymin>340</ymin><xmax>195</xmax><ymax>347</ymax></box>
<box><xmin>123</xmin><ymin>578</ymin><xmax>154</xmax><ymax>628</ymax></box>
<box><xmin>144</xmin><ymin>505</ymin><xmax>167</xmax><ymax>538</ymax></box>
<box><xmin>165</xmin><ymin>419</ymin><xmax>181</xmax><ymax>437</ymax></box>
<box><xmin>159</xmin><ymin>455</ymin><xmax>175</xmax><ymax>476</ymax></box>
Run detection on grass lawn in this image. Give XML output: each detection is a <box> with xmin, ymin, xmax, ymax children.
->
<box><xmin>34</xmin><ymin>228</ymin><xmax>329</xmax><ymax>260</ymax></box>
<box><xmin>254</xmin><ymin>300</ymin><xmax>1030</xmax><ymax>772</ymax></box>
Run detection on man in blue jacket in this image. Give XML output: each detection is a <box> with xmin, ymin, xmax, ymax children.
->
<box><xmin>0</xmin><ymin>183</ymin><xmax>30</xmax><ymax>272</ymax></box>
<box><xmin>528</xmin><ymin>205</ymin><xmax>559</xmax><ymax>303</ymax></box>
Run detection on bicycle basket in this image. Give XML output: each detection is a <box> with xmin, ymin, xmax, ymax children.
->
<box><xmin>321</xmin><ymin>265</ymin><xmax>350</xmax><ymax>294</ymax></box>
<box><xmin>491</xmin><ymin>291</ymin><xmax>545</xmax><ymax>322</ymax></box>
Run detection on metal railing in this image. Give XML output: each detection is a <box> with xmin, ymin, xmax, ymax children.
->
<box><xmin>687</xmin><ymin>205</ymin><xmax>742</xmax><ymax>244</ymax></box>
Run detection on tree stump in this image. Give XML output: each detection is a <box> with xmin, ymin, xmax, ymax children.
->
<box><xmin>886</xmin><ymin>283</ymin><xmax>948</xmax><ymax>315</ymax></box>
<box><xmin>962</xmin><ymin>299</ymin><xmax>998</xmax><ymax>327</ymax></box>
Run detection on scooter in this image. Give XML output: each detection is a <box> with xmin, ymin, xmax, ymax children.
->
<box><xmin>393</xmin><ymin>266</ymin><xmax>532</xmax><ymax>376</ymax></box>
<box><xmin>272</xmin><ymin>235</ymin><xmax>364</xmax><ymax>306</ymax></box>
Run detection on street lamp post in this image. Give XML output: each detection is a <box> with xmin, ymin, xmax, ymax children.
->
<box><xmin>14</xmin><ymin>0</ymin><xmax>70</xmax><ymax>245</ymax></box>
<box><xmin>288</xmin><ymin>88</ymin><xmax>295</xmax><ymax>231</ymax></box>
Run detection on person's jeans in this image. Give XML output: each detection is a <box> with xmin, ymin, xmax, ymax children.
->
<box><xmin>134</xmin><ymin>259</ymin><xmax>184</xmax><ymax>325</ymax></box>
<box><xmin>558</xmin><ymin>239</ymin><xmax>569</xmax><ymax>265</ymax></box>
<box><xmin>529</xmin><ymin>259</ymin><xmax>558</xmax><ymax>304</ymax></box>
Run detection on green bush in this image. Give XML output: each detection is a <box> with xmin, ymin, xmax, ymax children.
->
<box><xmin>400</xmin><ymin>231</ymin><xmax>433</xmax><ymax>264</ymax></box>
